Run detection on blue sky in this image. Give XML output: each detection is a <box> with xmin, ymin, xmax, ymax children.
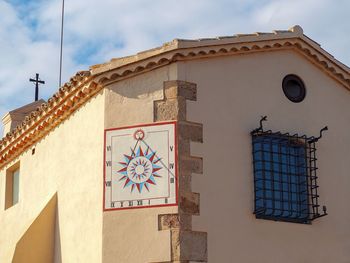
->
<box><xmin>1</xmin><ymin>0</ymin><xmax>350</xmax><ymax>135</ymax></box>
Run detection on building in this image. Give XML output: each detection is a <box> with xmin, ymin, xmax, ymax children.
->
<box><xmin>1</xmin><ymin>25</ymin><xmax>350</xmax><ymax>262</ymax></box>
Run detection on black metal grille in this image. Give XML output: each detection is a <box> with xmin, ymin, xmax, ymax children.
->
<box><xmin>251</xmin><ymin>117</ymin><xmax>327</xmax><ymax>224</ymax></box>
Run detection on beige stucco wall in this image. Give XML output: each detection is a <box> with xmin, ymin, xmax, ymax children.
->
<box><xmin>2</xmin><ymin>47</ymin><xmax>348</xmax><ymax>263</ymax></box>
<box><xmin>0</xmin><ymin>91</ymin><xmax>104</xmax><ymax>262</ymax></box>
<box><xmin>103</xmin><ymin>64</ymin><xmax>178</xmax><ymax>262</ymax></box>
<box><xmin>181</xmin><ymin>50</ymin><xmax>350</xmax><ymax>262</ymax></box>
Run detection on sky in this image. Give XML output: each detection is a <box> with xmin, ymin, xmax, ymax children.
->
<box><xmin>0</xmin><ymin>0</ymin><xmax>349</xmax><ymax>135</ymax></box>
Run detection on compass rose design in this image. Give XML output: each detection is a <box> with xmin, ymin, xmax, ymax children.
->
<box><xmin>117</xmin><ymin>145</ymin><xmax>162</xmax><ymax>193</ymax></box>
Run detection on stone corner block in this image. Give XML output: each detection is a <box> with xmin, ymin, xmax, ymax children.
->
<box><xmin>163</xmin><ymin>80</ymin><xmax>197</xmax><ymax>101</ymax></box>
<box><xmin>178</xmin><ymin>121</ymin><xmax>203</xmax><ymax>143</ymax></box>
<box><xmin>172</xmin><ymin>230</ymin><xmax>208</xmax><ymax>262</ymax></box>
<box><xmin>159</xmin><ymin>214</ymin><xmax>193</xmax><ymax>231</ymax></box>
<box><xmin>154</xmin><ymin>97</ymin><xmax>187</xmax><ymax>122</ymax></box>
<box><xmin>159</xmin><ymin>214</ymin><xmax>180</xmax><ymax>231</ymax></box>
<box><xmin>180</xmin><ymin>192</ymin><xmax>200</xmax><ymax>215</ymax></box>
<box><xmin>180</xmin><ymin>156</ymin><xmax>203</xmax><ymax>175</ymax></box>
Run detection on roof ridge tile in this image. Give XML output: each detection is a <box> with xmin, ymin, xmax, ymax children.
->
<box><xmin>1</xmin><ymin>26</ymin><xmax>349</xmax><ymax>169</ymax></box>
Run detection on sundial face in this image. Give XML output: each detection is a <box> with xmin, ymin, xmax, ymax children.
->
<box><xmin>104</xmin><ymin>121</ymin><xmax>177</xmax><ymax>211</ymax></box>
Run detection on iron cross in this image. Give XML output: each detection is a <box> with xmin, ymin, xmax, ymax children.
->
<box><xmin>29</xmin><ymin>73</ymin><xmax>45</xmax><ymax>101</ymax></box>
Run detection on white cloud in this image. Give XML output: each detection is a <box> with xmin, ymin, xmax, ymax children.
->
<box><xmin>0</xmin><ymin>0</ymin><xmax>349</xmax><ymax>136</ymax></box>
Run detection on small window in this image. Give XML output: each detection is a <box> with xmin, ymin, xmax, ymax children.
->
<box><xmin>251</xmin><ymin>117</ymin><xmax>327</xmax><ymax>224</ymax></box>
<box><xmin>282</xmin><ymin>74</ymin><xmax>306</xmax><ymax>103</ymax></box>
<box><xmin>5</xmin><ymin>163</ymin><xmax>20</xmax><ymax>209</ymax></box>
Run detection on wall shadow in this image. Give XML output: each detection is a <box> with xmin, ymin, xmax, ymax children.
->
<box><xmin>12</xmin><ymin>193</ymin><xmax>59</xmax><ymax>263</ymax></box>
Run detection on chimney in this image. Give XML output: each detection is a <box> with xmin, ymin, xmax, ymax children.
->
<box><xmin>2</xmin><ymin>100</ymin><xmax>45</xmax><ymax>137</ymax></box>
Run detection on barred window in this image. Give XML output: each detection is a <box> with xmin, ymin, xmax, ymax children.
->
<box><xmin>251</xmin><ymin>117</ymin><xmax>327</xmax><ymax>224</ymax></box>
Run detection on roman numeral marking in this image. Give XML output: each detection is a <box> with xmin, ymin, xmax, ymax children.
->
<box><xmin>170</xmin><ymin>146</ymin><xmax>174</xmax><ymax>152</ymax></box>
<box><xmin>106</xmin><ymin>161</ymin><xmax>112</xmax><ymax>167</ymax></box>
<box><xmin>120</xmin><ymin>202</ymin><xmax>124</xmax><ymax>208</ymax></box>
<box><xmin>111</xmin><ymin>202</ymin><xmax>115</xmax><ymax>208</ymax></box>
<box><xmin>137</xmin><ymin>200</ymin><xmax>143</xmax><ymax>205</ymax></box>
<box><xmin>129</xmin><ymin>201</ymin><xmax>133</xmax><ymax>207</ymax></box>
<box><xmin>169</xmin><ymin>163</ymin><xmax>174</xmax><ymax>170</ymax></box>
<box><xmin>105</xmin><ymin>181</ymin><xmax>111</xmax><ymax>187</ymax></box>
<box><xmin>170</xmin><ymin>178</ymin><xmax>175</xmax><ymax>184</ymax></box>
<box><xmin>164</xmin><ymin>198</ymin><xmax>168</xmax><ymax>204</ymax></box>
<box><xmin>106</xmin><ymin>146</ymin><xmax>111</xmax><ymax>151</ymax></box>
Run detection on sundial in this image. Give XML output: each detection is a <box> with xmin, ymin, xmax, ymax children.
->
<box><xmin>104</xmin><ymin>121</ymin><xmax>177</xmax><ymax>211</ymax></box>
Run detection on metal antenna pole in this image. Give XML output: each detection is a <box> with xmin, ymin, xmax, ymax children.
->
<box><xmin>59</xmin><ymin>0</ymin><xmax>65</xmax><ymax>87</ymax></box>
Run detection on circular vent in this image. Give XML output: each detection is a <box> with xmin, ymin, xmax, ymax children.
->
<box><xmin>282</xmin><ymin>75</ymin><xmax>306</xmax><ymax>103</ymax></box>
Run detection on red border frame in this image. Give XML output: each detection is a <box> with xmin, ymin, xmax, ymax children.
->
<box><xmin>103</xmin><ymin>121</ymin><xmax>178</xmax><ymax>212</ymax></box>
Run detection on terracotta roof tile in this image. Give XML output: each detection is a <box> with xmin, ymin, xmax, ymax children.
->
<box><xmin>1</xmin><ymin>25</ymin><xmax>349</xmax><ymax>170</ymax></box>
<box><xmin>90</xmin><ymin>25</ymin><xmax>349</xmax><ymax>89</ymax></box>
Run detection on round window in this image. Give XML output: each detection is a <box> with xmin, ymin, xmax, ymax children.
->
<box><xmin>282</xmin><ymin>75</ymin><xmax>306</xmax><ymax>103</ymax></box>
